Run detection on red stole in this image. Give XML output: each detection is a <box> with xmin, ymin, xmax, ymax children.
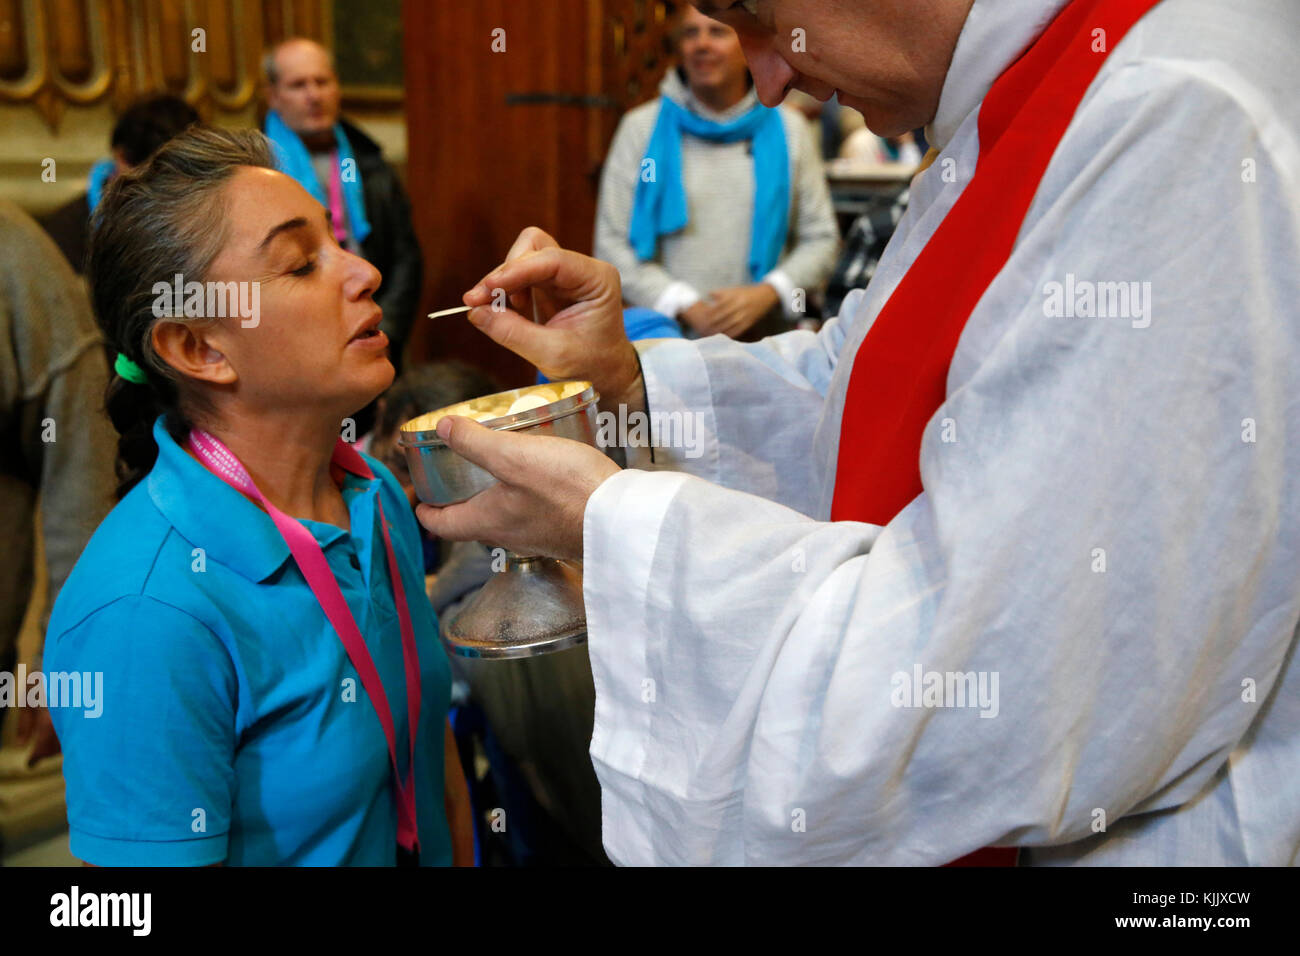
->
<box><xmin>829</xmin><ymin>0</ymin><xmax>1165</xmax><ymax>864</ymax></box>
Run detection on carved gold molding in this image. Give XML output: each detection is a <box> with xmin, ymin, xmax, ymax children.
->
<box><xmin>0</xmin><ymin>0</ymin><xmax>338</xmax><ymax>130</ymax></box>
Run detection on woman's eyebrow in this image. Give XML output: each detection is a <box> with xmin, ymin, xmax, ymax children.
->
<box><xmin>257</xmin><ymin>216</ymin><xmax>310</xmax><ymax>252</ymax></box>
<box><xmin>257</xmin><ymin>210</ymin><xmax>332</xmax><ymax>254</ymax></box>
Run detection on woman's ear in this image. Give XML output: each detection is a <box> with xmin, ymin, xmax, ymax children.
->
<box><xmin>151</xmin><ymin>321</ymin><xmax>238</xmax><ymax>385</ymax></box>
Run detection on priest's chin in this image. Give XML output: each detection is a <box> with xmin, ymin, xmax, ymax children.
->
<box><xmin>837</xmin><ymin>92</ymin><xmax>922</xmax><ymax>140</ymax></box>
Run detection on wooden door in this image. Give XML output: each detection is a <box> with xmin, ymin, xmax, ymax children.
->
<box><xmin>401</xmin><ymin>0</ymin><xmax>678</xmax><ymax>387</ymax></box>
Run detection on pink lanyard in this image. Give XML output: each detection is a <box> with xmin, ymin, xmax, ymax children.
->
<box><xmin>188</xmin><ymin>429</ymin><xmax>422</xmax><ymax>854</ymax></box>
<box><xmin>326</xmin><ymin>149</ymin><xmax>348</xmax><ymax>245</ymax></box>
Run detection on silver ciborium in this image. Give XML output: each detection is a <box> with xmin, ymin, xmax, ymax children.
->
<box><xmin>397</xmin><ymin>380</ymin><xmax>600</xmax><ymax>659</ymax></box>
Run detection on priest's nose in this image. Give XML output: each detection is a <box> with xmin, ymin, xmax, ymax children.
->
<box><xmin>736</xmin><ymin>33</ymin><xmax>797</xmax><ymax>108</ymax></box>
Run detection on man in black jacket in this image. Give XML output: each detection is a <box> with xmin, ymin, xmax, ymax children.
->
<box><xmin>262</xmin><ymin>37</ymin><xmax>423</xmax><ymax>379</ymax></box>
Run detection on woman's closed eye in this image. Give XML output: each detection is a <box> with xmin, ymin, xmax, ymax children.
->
<box><xmin>289</xmin><ymin>258</ymin><xmax>317</xmax><ymax>277</ymax></box>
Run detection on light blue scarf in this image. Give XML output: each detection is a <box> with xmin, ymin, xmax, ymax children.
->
<box><xmin>629</xmin><ymin>95</ymin><xmax>789</xmax><ymax>281</ymax></box>
<box><xmin>87</xmin><ymin>158</ymin><xmax>116</xmax><ymax>212</ymax></box>
<box><xmin>264</xmin><ymin>110</ymin><xmax>371</xmax><ymax>244</ymax></box>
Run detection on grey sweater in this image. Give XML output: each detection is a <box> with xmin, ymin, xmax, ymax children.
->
<box><xmin>594</xmin><ymin>69</ymin><xmax>840</xmax><ymax>321</ymax></box>
<box><xmin>0</xmin><ymin>201</ymin><xmax>117</xmax><ymax>669</ymax></box>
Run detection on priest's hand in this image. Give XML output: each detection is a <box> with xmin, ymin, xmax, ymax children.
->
<box><xmin>461</xmin><ymin>226</ymin><xmax>645</xmax><ymax>416</ymax></box>
<box><xmin>413</xmin><ymin>415</ymin><xmax>621</xmax><ymax>561</ymax></box>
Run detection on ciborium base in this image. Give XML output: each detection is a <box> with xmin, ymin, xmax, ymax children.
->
<box><xmin>441</xmin><ymin>553</ymin><xmax>587</xmax><ymax>659</ymax></box>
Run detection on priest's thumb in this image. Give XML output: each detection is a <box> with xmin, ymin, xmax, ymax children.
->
<box><xmin>435</xmin><ymin>414</ymin><xmax>528</xmax><ymax>484</ymax></box>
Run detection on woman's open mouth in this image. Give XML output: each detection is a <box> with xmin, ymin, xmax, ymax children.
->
<box><xmin>348</xmin><ymin>327</ymin><xmax>388</xmax><ymax>349</ymax></box>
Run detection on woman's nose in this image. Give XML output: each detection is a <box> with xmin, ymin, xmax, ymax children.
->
<box><xmin>344</xmin><ymin>250</ymin><xmax>383</xmax><ymax>299</ymax></box>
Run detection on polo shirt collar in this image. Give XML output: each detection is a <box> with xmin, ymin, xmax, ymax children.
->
<box><xmin>146</xmin><ymin>415</ymin><xmax>378</xmax><ymax>583</ymax></box>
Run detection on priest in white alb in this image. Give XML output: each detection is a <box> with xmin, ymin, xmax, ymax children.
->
<box><xmin>418</xmin><ymin>0</ymin><xmax>1300</xmax><ymax>865</ymax></box>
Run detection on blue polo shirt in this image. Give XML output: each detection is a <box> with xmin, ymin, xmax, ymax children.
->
<box><xmin>44</xmin><ymin>416</ymin><xmax>454</xmax><ymax>866</ymax></box>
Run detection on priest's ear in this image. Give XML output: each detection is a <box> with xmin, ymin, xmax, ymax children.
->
<box><xmin>151</xmin><ymin>319</ymin><xmax>237</xmax><ymax>386</ymax></box>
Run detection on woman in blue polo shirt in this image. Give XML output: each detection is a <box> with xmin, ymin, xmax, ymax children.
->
<box><xmin>43</xmin><ymin>127</ymin><xmax>473</xmax><ymax>866</ymax></box>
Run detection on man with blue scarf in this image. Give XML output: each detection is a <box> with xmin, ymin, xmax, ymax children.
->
<box><xmin>595</xmin><ymin>6</ymin><xmax>839</xmax><ymax>340</ymax></box>
<box><xmin>262</xmin><ymin>38</ymin><xmax>423</xmax><ymax>376</ymax></box>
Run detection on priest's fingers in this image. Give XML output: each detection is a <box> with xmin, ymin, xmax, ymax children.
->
<box><xmin>416</xmin><ymin>489</ymin><xmax>510</xmax><ymax>546</ymax></box>
<box><xmin>506</xmin><ymin>286</ymin><xmax>563</xmax><ymax>326</ymax></box>
<box><xmin>417</xmin><ymin>484</ymin><xmax>578</xmax><ymax>559</ymax></box>
<box><xmin>504</xmin><ymin>225</ymin><xmax>561</xmax><ymax>262</ymax></box>
<box><xmin>466</xmin><ymin>304</ymin><xmax>554</xmax><ymax>365</ymax></box>
<box><xmin>507</xmin><ymin>288</ymin><xmax>532</xmax><ymax>319</ymax></box>
<box><xmin>463</xmin><ymin>247</ymin><xmax>621</xmax><ymax>315</ymax></box>
<box><xmin>414</xmin><ymin>424</ymin><xmax>620</xmax><ymax>559</ymax></box>
<box><xmin>461</xmin><ymin>250</ymin><xmax>637</xmax><ymax>401</ymax></box>
<box><xmin>432</xmin><ymin>415</ymin><xmax>602</xmax><ymax>493</ymax></box>
<box><xmin>499</xmin><ymin>228</ymin><xmax>563</xmax><ymax>320</ymax></box>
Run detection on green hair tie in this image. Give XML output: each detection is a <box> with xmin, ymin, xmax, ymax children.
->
<box><xmin>114</xmin><ymin>352</ymin><xmax>150</xmax><ymax>385</ymax></box>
